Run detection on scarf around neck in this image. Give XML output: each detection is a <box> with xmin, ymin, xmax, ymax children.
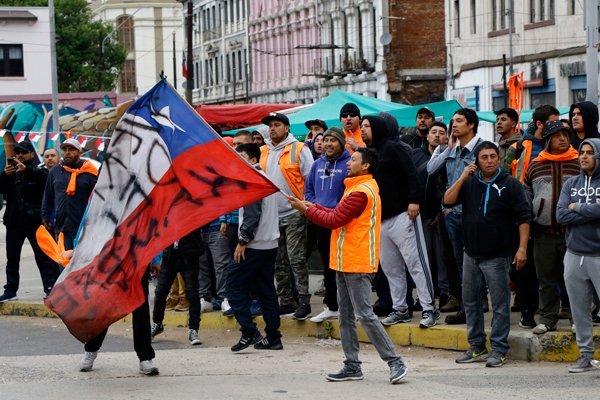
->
<box><xmin>532</xmin><ymin>147</ymin><xmax>579</xmax><ymax>163</ymax></box>
<box><xmin>62</xmin><ymin>160</ymin><xmax>99</xmax><ymax>195</ymax></box>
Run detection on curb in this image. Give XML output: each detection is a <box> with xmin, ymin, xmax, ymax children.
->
<box><xmin>2</xmin><ymin>301</ymin><xmax>597</xmax><ymax>362</ymax></box>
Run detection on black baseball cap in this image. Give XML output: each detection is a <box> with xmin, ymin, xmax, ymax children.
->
<box><xmin>416</xmin><ymin>107</ymin><xmax>435</xmax><ymax>118</ymax></box>
<box><xmin>262</xmin><ymin>112</ymin><xmax>290</xmax><ymax>126</ymax></box>
<box><xmin>304</xmin><ymin>119</ymin><xmax>328</xmax><ymax>131</ymax></box>
<box><xmin>13</xmin><ymin>141</ymin><xmax>35</xmax><ymax>154</ymax></box>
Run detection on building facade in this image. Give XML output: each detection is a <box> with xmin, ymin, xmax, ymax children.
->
<box><xmin>90</xmin><ymin>0</ymin><xmax>185</xmax><ymax>97</ymax></box>
<box><xmin>191</xmin><ymin>0</ymin><xmax>250</xmax><ymax>104</ymax></box>
<box><xmin>0</xmin><ymin>7</ymin><xmax>52</xmax><ymax>96</ymax></box>
<box><xmin>446</xmin><ymin>0</ymin><xmax>599</xmax><ymax>113</ymax></box>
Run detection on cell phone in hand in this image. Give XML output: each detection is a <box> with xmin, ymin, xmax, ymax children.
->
<box><xmin>7</xmin><ymin>158</ymin><xmax>16</xmax><ymax>167</ymax></box>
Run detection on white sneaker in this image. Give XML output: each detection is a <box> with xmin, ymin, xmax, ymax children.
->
<box><xmin>200</xmin><ymin>298</ymin><xmax>212</xmax><ymax>313</ymax></box>
<box><xmin>79</xmin><ymin>351</ymin><xmax>97</xmax><ymax>372</ymax></box>
<box><xmin>571</xmin><ymin>324</ymin><xmax>577</xmax><ymax>333</ymax></box>
<box><xmin>221</xmin><ymin>298</ymin><xmax>231</xmax><ymax>313</ymax></box>
<box><xmin>309</xmin><ymin>307</ymin><xmax>339</xmax><ymax>323</ymax></box>
<box><xmin>139</xmin><ymin>359</ymin><xmax>159</xmax><ymax>375</ymax></box>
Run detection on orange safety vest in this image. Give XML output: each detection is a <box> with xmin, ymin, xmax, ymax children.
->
<box><xmin>260</xmin><ymin>142</ymin><xmax>306</xmax><ymax>200</ymax></box>
<box><xmin>509</xmin><ymin>140</ymin><xmax>532</xmax><ymax>183</ymax></box>
<box><xmin>330</xmin><ymin>175</ymin><xmax>381</xmax><ymax>274</ymax></box>
<box><xmin>344</xmin><ymin>128</ymin><xmax>366</xmax><ymax>153</ymax></box>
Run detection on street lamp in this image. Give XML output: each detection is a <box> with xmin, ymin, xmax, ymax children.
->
<box><xmin>177</xmin><ymin>0</ymin><xmax>194</xmax><ymax>105</ymax></box>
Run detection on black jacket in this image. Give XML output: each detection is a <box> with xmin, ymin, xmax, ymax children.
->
<box><xmin>365</xmin><ymin>115</ymin><xmax>422</xmax><ymax>220</ymax></box>
<box><xmin>445</xmin><ymin>169</ymin><xmax>531</xmax><ymax>259</ymax></box>
<box><xmin>0</xmin><ymin>160</ymin><xmax>48</xmax><ymax>227</ymax></box>
<box><xmin>569</xmin><ymin>101</ymin><xmax>600</xmax><ymax>150</ymax></box>
<box><xmin>41</xmin><ymin>160</ymin><xmax>98</xmax><ymax>234</ymax></box>
<box><xmin>163</xmin><ymin>228</ymin><xmax>204</xmax><ymax>264</ymax></box>
<box><xmin>413</xmin><ymin>147</ymin><xmax>446</xmax><ymax>219</ymax></box>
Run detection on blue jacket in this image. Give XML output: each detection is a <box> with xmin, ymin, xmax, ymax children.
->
<box><xmin>556</xmin><ymin>138</ymin><xmax>600</xmax><ymax>256</ymax></box>
<box><xmin>304</xmin><ymin>149</ymin><xmax>350</xmax><ymax>208</ymax></box>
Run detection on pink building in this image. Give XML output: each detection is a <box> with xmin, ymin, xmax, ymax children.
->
<box><xmin>248</xmin><ymin>1</ymin><xmax>321</xmax><ymax>103</ymax></box>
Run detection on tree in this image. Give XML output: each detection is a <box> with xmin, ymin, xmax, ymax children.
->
<box><xmin>55</xmin><ymin>0</ymin><xmax>127</xmax><ymax>92</ymax></box>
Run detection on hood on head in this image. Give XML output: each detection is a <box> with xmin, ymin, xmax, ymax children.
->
<box><xmin>580</xmin><ymin>138</ymin><xmax>600</xmax><ymax>178</ymax></box>
<box><xmin>378</xmin><ymin>112</ymin><xmax>400</xmax><ymax>141</ymax></box>
<box><xmin>570</xmin><ymin>101</ymin><xmax>599</xmax><ymax>137</ymax></box>
<box><xmin>363</xmin><ymin>115</ymin><xmax>389</xmax><ymax>149</ymax></box>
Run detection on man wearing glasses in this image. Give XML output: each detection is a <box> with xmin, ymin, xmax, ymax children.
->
<box><xmin>340</xmin><ymin>103</ymin><xmax>366</xmax><ymax>152</ymax></box>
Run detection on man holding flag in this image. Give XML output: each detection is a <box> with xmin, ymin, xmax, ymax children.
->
<box><xmin>43</xmin><ymin>80</ymin><xmax>279</xmax><ymax>374</ymax></box>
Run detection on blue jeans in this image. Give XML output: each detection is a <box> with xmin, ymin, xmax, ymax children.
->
<box><xmin>444</xmin><ymin>212</ymin><xmax>464</xmax><ymax>279</ymax></box>
<box><xmin>226</xmin><ymin>248</ymin><xmax>281</xmax><ymax>340</ymax></box>
<box><xmin>462</xmin><ymin>253</ymin><xmax>511</xmax><ymax>354</ymax></box>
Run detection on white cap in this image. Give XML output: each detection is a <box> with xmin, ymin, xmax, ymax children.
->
<box><xmin>60</xmin><ymin>138</ymin><xmax>83</xmax><ymax>152</ymax></box>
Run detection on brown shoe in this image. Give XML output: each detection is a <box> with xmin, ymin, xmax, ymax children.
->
<box><xmin>440</xmin><ymin>295</ymin><xmax>462</xmax><ymax>312</ymax></box>
<box><xmin>165</xmin><ymin>297</ymin><xmax>179</xmax><ymax>311</ymax></box>
<box><xmin>175</xmin><ymin>299</ymin><xmax>190</xmax><ymax>312</ymax></box>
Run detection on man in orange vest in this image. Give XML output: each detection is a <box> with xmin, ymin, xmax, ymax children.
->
<box><xmin>287</xmin><ymin>147</ymin><xmax>407</xmax><ymax>384</ymax></box>
<box><xmin>340</xmin><ymin>102</ymin><xmax>366</xmax><ymax>152</ymax></box>
<box><xmin>259</xmin><ymin>112</ymin><xmax>314</xmax><ymax>320</ymax></box>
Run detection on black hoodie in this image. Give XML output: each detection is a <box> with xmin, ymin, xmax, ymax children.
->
<box><xmin>569</xmin><ymin>101</ymin><xmax>600</xmax><ymax>150</ymax></box>
<box><xmin>364</xmin><ymin>115</ymin><xmax>422</xmax><ymax>220</ymax></box>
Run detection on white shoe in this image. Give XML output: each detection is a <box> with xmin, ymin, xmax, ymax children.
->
<box><xmin>571</xmin><ymin>324</ymin><xmax>577</xmax><ymax>333</ymax></box>
<box><xmin>309</xmin><ymin>307</ymin><xmax>339</xmax><ymax>323</ymax></box>
<box><xmin>139</xmin><ymin>359</ymin><xmax>159</xmax><ymax>375</ymax></box>
<box><xmin>200</xmin><ymin>298</ymin><xmax>212</xmax><ymax>313</ymax></box>
<box><xmin>221</xmin><ymin>298</ymin><xmax>231</xmax><ymax>313</ymax></box>
<box><xmin>79</xmin><ymin>351</ymin><xmax>97</xmax><ymax>372</ymax></box>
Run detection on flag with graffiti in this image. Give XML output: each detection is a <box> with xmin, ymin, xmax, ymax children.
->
<box><xmin>45</xmin><ymin>80</ymin><xmax>279</xmax><ymax>342</ymax></box>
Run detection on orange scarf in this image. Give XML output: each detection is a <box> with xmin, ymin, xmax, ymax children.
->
<box><xmin>62</xmin><ymin>160</ymin><xmax>99</xmax><ymax>195</ymax></box>
<box><xmin>532</xmin><ymin>147</ymin><xmax>579</xmax><ymax>163</ymax></box>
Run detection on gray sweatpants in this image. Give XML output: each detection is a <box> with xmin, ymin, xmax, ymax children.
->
<box><xmin>564</xmin><ymin>251</ymin><xmax>600</xmax><ymax>356</ymax></box>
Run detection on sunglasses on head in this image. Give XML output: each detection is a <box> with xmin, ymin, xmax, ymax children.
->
<box><xmin>341</xmin><ymin>113</ymin><xmax>358</xmax><ymax>119</ymax></box>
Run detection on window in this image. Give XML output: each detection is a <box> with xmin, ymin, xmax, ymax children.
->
<box><xmin>0</xmin><ymin>44</ymin><xmax>24</xmax><ymax>77</ymax></box>
<box><xmin>454</xmin><ymin>0</ymin><xmax>461</xmax><ymax>38</ymax></box>
<box><xmin>530</xmin><ymin>0</ymin><xmax>554</xmax><ymax>23</ymax></box>
<box><xmin>568</xmin><ymin>0</ymin><xmax>576</xmax><ymax>15</ymax></box>
<box><xmin>120</xmin><ymin>59</ymin><xmax>136</xmax><ymax>93</ymax></box>
<box><xmin>117</xmin><ymin>15</ymin><xmax>134</xmax><ymax>51</ymax></box>
<box><xmin>492</xmin><ymin>0</ymin><xmax>497</xmax><ymax>30</ymax></box>
<box><xmin>471</xmin><ymin>0</ymin><xmax>476</xmax><ymax>34</ymax></box>
<box><xmin>490</xmin><ymin>0</ymin><xmax>514</xmax><ymax>32</ymax></box>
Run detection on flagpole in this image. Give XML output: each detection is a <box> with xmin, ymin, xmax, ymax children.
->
<box><xmin>49</xmin><ymin>0</ymin><xmax>60</xmax><ymax>134</ymax></box>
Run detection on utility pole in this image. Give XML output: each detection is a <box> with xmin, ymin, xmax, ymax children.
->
<box><xmin>172</xmin><ymin>32</ymin><xmax>177</xmax><ymax>89</ymax></box>
<box><xmin>48</xmin><ymin>0</ymin><xmax>60</xmax><ymax>133</ymax></box>
<box><xmin>585</xmin><ymin>0</ymin><xmax>599</xmax><ymax>103</ymax></box>
<box><xmin>185</xmin><ymin>0</ymin><xmax>194</xmax><ymax>105</ymax></box>
<box><xmin>507</xmin><ymin>3</ymin><xmax>513</xmax><ymax>76</ymax></box>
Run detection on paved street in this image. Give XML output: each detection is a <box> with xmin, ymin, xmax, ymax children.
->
<box><xmin>2</xmin><ymin>316</ymin><xmax>600</xmax><ymax>400</ymax></box>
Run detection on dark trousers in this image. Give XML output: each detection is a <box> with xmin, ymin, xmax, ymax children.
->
<box><xmin>85</xmin><ymin>269</ymin><xmax>155</xmax><ymax>361</ymax></box>
<box><xmin>153</xmin><ymin>255</ymin><xmax>201</xmax><ymax>330</ymax></box>
<box><xmin>226</xmin><ymin>247</ymin><xmax>281</xmax><ymax>340</ymax></box>
<box><xmin>509</xmin><ymin>238</ymin><xmax>538</xmax><ymax>316</ymax></box>
<box><xmin>4</xmin><ymin>223</ymin><xmax>60</xmax><ymax>296</ymax></box>
<box><xmin>444</xmin><ymin>212</ymin><xmax>464</xmax><ymax>299</ymax></box>
<box><xmin>316</xmin><ymin>226</ymin><xmax>338</xmax><ymax>311</ymax></box>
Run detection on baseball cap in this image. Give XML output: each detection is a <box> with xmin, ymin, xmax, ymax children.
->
<box><xmin>304</xmin><ymin>119</ymin><xmax>328</xmax><ymax>131</ymax></box>
<box><xmin>60</xmin><ymin>138</ymin><xmax>83</xmax><ymax>152</ymax></box>
<box><xmin>416</xmin><ymin>107</ymin><xmax>435</xmax><ymax>119</ymax></box>
<box><xmin>13</xmin><ymin>141</ymin><xmax>36</xmax><ymax>154</ymax></box>
<box><xmin>262</xmin><ymin>112</ymin><xmax>290</xmax><ymax>126</ymax></box>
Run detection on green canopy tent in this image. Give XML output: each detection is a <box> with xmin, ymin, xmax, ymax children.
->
<box><xmin>384</xmin><ymin>99</ymin><xmax>463</xmax><ymax>126</ymax></box>
<box><xmin>477</xmin><ymin>106</ymin><xmax>571</xmax><ymax>124</ymax></box>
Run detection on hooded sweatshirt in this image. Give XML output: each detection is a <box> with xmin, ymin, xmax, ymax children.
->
<box><xmin>365</xmin><ymin>115</ymin><xmax>422</xmax><ymax>220</ymax></box>
<box><xmin>263</xmin><ymin>133</ymin><xmax>314</xmax><ymax>217</ymax></box>
<box><xmin>556</xmin><ymin>138</ymin><xmax>600</xmax><ymax>256</ymax></box>
<box><xmin>569</xmin><ymin>101</ymin><xmax>600</xmax><ymax>150</ymax></box>
<box><xmin>304</xmin><ymin>148</ymin><xmax>351</xmax><ymax>208</ymax></box>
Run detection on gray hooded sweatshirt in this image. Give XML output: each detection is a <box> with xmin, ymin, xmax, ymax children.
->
<box><xmin>556</xmin><ymin>138</ymin><xmax>600</xmax><ymax>256</ymax></box>
<box><xmin>263</xmin><ymin>133</ymin><xmax>314</xmax><ymax>217</ymax></box>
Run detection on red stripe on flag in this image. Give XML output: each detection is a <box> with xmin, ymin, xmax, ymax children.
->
<box><xmin>45</xmin><ymin>140</ymin><xmax>278</xmax><ymax>342</ymax></box>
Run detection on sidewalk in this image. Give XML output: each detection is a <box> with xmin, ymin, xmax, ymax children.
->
<box><xmin>1</xmin><ymin>233</ymin><xmax>597</xmax><ymax>362</ymax></box>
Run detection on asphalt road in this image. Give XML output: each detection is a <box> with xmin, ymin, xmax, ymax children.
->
<box><xmin>2</xmin><ymin>316</ymin><xmax>600</xmax><ymax>400</ymax></box>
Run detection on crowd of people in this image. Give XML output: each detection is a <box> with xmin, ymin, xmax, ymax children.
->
<box><xmin>1</xmin><ymin>98</ymin><xmax>600</xmax><ymax>381</ymax></box>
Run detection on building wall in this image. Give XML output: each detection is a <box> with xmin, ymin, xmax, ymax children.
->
<box><xmin>91</xmin><ymin>1</ymin><xmax>184</xmax><ymax>97</ymax></box>
<box><xmin>386</xmin><ymin>0</ymin><xmax>447</xmax><ymax>105</ymax></box>
<box><xmin>0</xmin><ymin>7</ymin><xmax>52</xmax><ymax>96</ymax></box>
<box><xmin>446</xmin><ymin>0</ymin><xmax>597</xmax><ymax>114</ymax></box>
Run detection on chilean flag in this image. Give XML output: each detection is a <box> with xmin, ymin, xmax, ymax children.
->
<box><xmin>182</xmin><ymin>50</ymin><xmax>188</xmax><ymax>79</ymax></box>
<box><xmin>45</xmin><ymin>80</ymin><xmax>279</xmax><ymax>342</ymax></box>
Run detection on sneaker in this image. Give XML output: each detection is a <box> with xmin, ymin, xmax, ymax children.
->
<box><xmin>532</xmin><ymin>323</ymin><xmax>555</xmax><ymax>334</ymax></box>
<box><xmin>445</xmin><ymin>309</ymin><xmax>466</xmax><ymax>325</ymax></box>
<box><xmin>79</xmin><ymin>351</ymin><xmax>98</xmax><ymax>372</ymax></box>
<box><xmin>571</xmin><ymin>324</ymin><xmax>577</xmax><ymax>333</ymax></box>
<box><xmin>381</xmin><ymin>309</ymin><xmax>411</xmax><ymax>326</ymax></box>
<box><xmin>569</xmin><ymin>355</ymin><xmax>595</xmax><ymax>373</ymax></box>
<box><xmin>200</xmin><ymin>298</ymin><xmax>213</xmax><ymax>313</ymax></box>
<box><xmin>212</xmin><ymin>298</ymin><xmax>222</xmax><ymax>311</ymax></box>
<box><xmin>485</xmin><ymin>351</ymin><xmax>506</xmax><ymax>367</ymax></box>
<box><xmin>221</xmin><ymin>298</ymin><xmax>231</xmax><ymax>314</ymax></box>
<box><xmin>590</xmin><ymin>359</ymin><xmax>600</xmax><ymax>369</ymax></box>
<box><xmin>139</xmin><ymin>359</ymin><xmax>159</xmax><ymax>375</ymax></box>
<box><xmin>326</xmin><ymin>366</ymin><xmax>363</xmax><ymax>381</ymax></box>
<box><xmin>419</xmin><ymin>309</ymin><xmax>441</xmax><ymax>328</ymax></box>
<box><xmin>231</xmin><ymin>331</ymin><xmax>262</xmax><ymax>352</ymax></box>
<box><xmin>165</xmin><ymin>297</ymin><xmax>179</xmax><ymax>311</ymax></box>
<box><xmin>188</xmin><ymin>329</ymin><xmax>201</xmax><ymax>345</ymax></box>
<box><xmin>0</xmin><ymin>292</ymin><xmax>17</xmax><ymax>303</ymax></box>
<box><xmin>310</xmin><ymin>307</ymin><xmax>339</xmax><ymax>323</ymax></box>
<box><xmin>151</xmin><ymin>322</ymin><xmax>164</xmax><ymax>339</ymax></box>
<box><xmin>223</xmin><ymin>307</ymin><xmax>235</xmax><ymax>317</ymax></box>
<box><xmin>440</xmin><ymin>295</ymin><xmax>461</xmax><ymax>312</ymax></box>
<box><xmin>389</xmin><ymin>362</ymin><xmax>407</xmax><ymax>384</ymax></box>
<box><xmin>293</xmin><ymin>303</ymin><xmax>312</xmax><ymax>320</ymax></box>
<box><xmin>455</xmin><ymin>348</ymin><xmax>489</xmax><ymax>363</ymax></box>
<box><xmin>174</xmin><ymin>298</ymin><xmax>190</xmax><ymax>312</ymax></box>
<box><xmin>558</xmin><ymin>307</ymin><xmax>571</xmax><ymax>320</ymax></box>
<box><xmin>254</xmin><ymin>336</ymin><xmax>283</xmax><ymax>350</ymax></box>
<box><xmin>279</xmin><ymin>304</ymin><xmax>296</xmax><ymax>317</ymax></box>
<box><xmin>250</xmin><ymin>299</ymin><xmax>262</xmax><ymax>316</ymax></box>
<box><xmin>518</xmin><ymin>313</ymin><xmax>536</xmax><ymax>329</ymax></box>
